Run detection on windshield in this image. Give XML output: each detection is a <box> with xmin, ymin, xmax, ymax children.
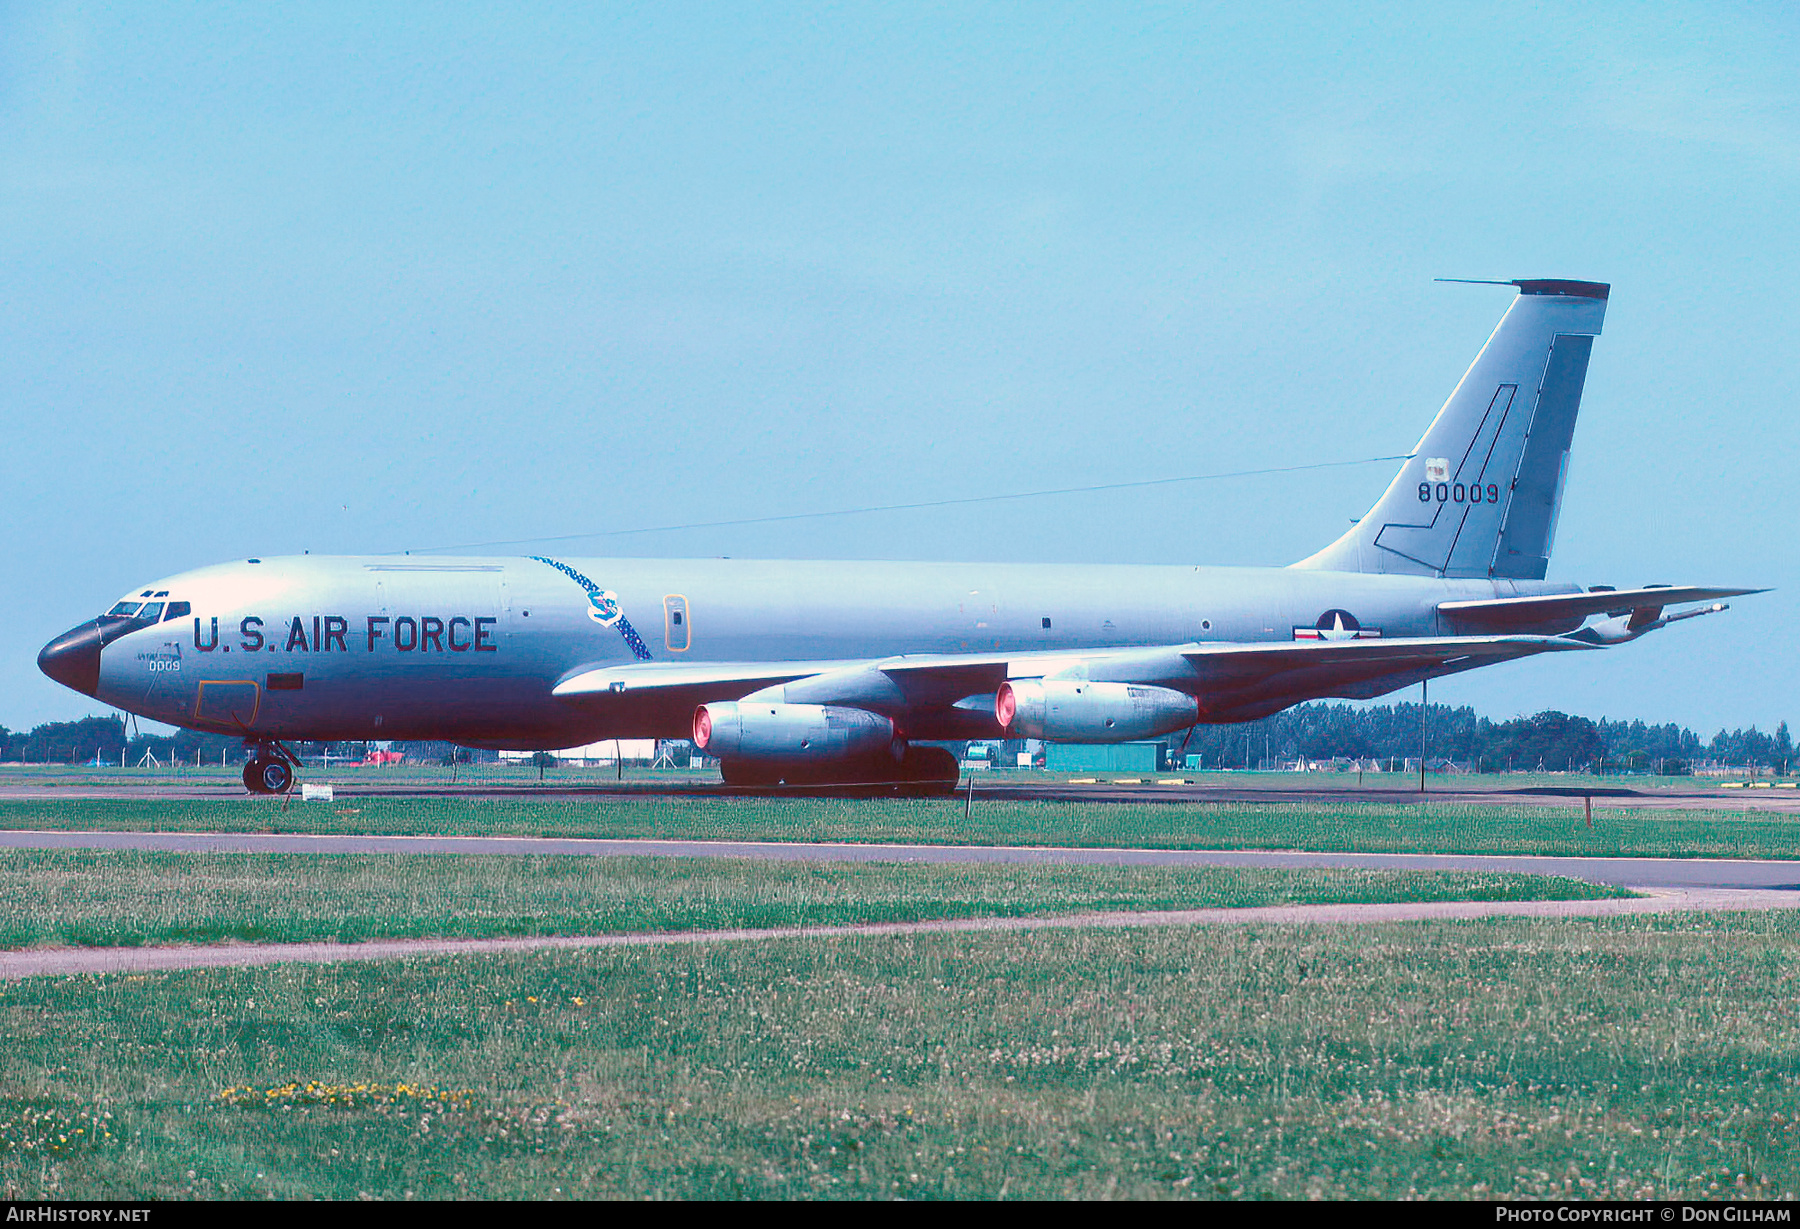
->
<box><xmin>96</xmin><ymin>596</ymin><xmax>182</xmax><ymax>646</ymax></box>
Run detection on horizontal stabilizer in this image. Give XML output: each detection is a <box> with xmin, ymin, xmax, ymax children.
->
<box><xmin>1439</xmin><ymin>586</ymin><xmax>1765</xmax><ymax>633</ymax></box>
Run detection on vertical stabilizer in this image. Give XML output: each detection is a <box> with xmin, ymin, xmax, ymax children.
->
<box><xmin>1293</xmin><ymin>279</ymin><xmax>1608</xmax><ymax>578</ymax></box>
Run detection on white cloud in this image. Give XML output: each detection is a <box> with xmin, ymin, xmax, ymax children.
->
<box><xmin>1588</xmin><ymin>55</ymin><xmax>1800</xmax><ymax>172</ymax></box>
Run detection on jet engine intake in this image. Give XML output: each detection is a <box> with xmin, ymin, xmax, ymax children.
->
<box><xmin>996</xmin><ymin>680</ymin><xmax>1198</xmax><ymax>743</ymax></box>
<box><xmin>693</xmin><ymin>701</ymin><xmax>901</xmax><ymax>769</ymax></box>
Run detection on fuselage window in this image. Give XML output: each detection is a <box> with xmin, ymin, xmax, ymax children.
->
<box><xmin>164</xmin><ymin>601</ymin><xmax>191</xmax><ymax>621</ymax></box>
<box><xmin>108</xmin><ymin>602</ymin><xmax>143</xmax><ymax>618</ymax></box>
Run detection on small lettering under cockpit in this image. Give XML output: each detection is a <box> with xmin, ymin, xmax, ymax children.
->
<box><xmin>136</xmin><ymin>642</ymin><xmax>182</xmax><ymax>671</ymax></box>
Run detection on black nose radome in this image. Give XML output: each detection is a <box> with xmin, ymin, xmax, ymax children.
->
<box><xmin>38</xmin><ymin>622</ymin><xmax>104</xmax><ymax>698</ymax></box>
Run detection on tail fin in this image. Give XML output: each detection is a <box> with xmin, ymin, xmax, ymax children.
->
<box><xmin>1293</xmin><ymin>279</ymin><xmax>1608</xmax><ymax>579</ymax></box>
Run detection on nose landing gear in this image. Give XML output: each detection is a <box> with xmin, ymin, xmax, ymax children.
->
<box><xmin>242</xmin><ymin>741</ymin><xmax>298</xmax><ymax>795</ymax></box>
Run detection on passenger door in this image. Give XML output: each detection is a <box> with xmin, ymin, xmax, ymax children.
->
<box><xmin>664</xmin><ymin>594</ymin><xmax>691</xmax><ymax>653</ymax></box>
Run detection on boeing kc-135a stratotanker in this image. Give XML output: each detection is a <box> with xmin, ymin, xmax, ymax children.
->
<box><xmin>39</xmin><ymin>279</ymin><xmax>1763</xmax><ymax>794</ymax></box>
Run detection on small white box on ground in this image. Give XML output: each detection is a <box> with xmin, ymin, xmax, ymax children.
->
<box><xmin>301</xmin><ymin>784</ymin><xmax>335</xmax><ymax>802</ymax></box>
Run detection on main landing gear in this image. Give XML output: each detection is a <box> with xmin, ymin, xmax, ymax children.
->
<box><xmin>242</xmin><ymin>741</ymin><xmax>298</xmax><ymax>795</ymax></box>
<box><xmin>717</xmin><ymin>745</ymin><xmax>961</xmax><ymax>797</ymax></box>
<box><xmin>894</xmin><ymin>745</ymin><xmax>960</xmax><ymax>796</ymax></box>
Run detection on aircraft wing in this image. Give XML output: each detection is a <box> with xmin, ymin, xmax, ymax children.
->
<box><xmin>551</xmin><ymin>634</ymin><xmax>1594</xmax><ymax>726</ymax></box>
<box><xmin>1179</xmin><ymin>632</ymin><xmax>1592</xmax><ymax>672</ymax></box>
<box><xmin>551</xmin><ymin>653</ymin><xmax>1067</xmax><ymax>720</ymax></box>
<box><xmin>549</xmin><ymin>659</ymin><xmax>881</xmax><ymax>739</ymax></box>
<box><xmin>1439</xmin><ymin>586</ymin><xmax>1763</xmax><ymax>632</ymax></box>
<box><xmin>551</xmin><ymin>659</ymin><xmax>866</xmax><ymax>701</ymax></box>
<box><xmin>880</xmin><ymin>634</ymin><xmax>1595</xmax><ymax>689</ymax></box>
<box><xmin>1170</xmin><ymin>633</ymin><xmax>1601</xmax><ymax>716</ymax></box>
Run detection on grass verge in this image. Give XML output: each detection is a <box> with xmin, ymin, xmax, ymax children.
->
<box><xmin>3</xmin><ymin>913</ymin><xmax>1798</xmax><ymax>1199</ymax></box>
<box><xmin>5</xmin><ymin>763</ymin><xmax>1769</xmax><ymax>792</ymax></box>
<box><xmin>2</xmin><ymin>795</ymin><xmax>1799</xmax><ymax>860</ymax></box>
<box><xmin>0</xmin><ymin>850</ymin><xmax>1627</xmax><ymax>949</ymax></box>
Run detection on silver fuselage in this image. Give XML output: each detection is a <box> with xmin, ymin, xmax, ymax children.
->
<box><xmin>88</xmin><ymin>554</ymin><xmax>1573</xmax><ymax>749</ymax></box>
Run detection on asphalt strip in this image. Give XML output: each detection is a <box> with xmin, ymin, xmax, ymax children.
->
<box><xmin>3</xmin><ymin>887</ymin><xmax>1796</xmax><ymax>980</ymax></box>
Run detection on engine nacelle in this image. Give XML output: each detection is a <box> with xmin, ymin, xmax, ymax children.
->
<box><xmin>996</xmin><ymin>679</ymin><xmax>1198</xmax><ymax>743</ymax></box>
<box><xmin>693</xmin><ymin>701</ymin><xmax>901</xmax><ymax>766</ymax></box>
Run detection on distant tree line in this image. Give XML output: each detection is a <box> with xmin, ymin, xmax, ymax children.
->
<box><xmin>1164</xmin><ymin>704</ymin><xmax>1793</xmax><ymax>774</ymax></box>
<box><xmin>0</xmin><ymin>716</ymin><xmax>370</xmax><ymax>766</ymax></box>
<box><xmin>3</xmin><ymin>706</ymin><xmax>1794</xmax><ymax>774</ymax></box>
<box><xmin>0</xmin><ymin>716</ymin><xmax>133</xmax><ymax>764</ymax></box>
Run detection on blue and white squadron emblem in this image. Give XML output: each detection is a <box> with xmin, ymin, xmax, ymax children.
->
<box><xmin>587</xmin><ymin>590</ymin><xmax>623</xmax><ymax>627</ymax></box>
<box><xmin>531</xmin><ymin>557</ymin><xmax>654</xmax><ymax>661</ymax></box>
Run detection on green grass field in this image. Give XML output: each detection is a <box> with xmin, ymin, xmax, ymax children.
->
<box><xmin>0</xmin><ymin>780</ymin><xmax>1791</xmax><ymax>1200</ymax></box>
<box><xmin>0</xmin><ymin>849</ymin><xmax>1627</xmax><ymax>949</ymax></box>
<box><xmin>2</xmin><ymin>793</ymin><xmax>1798</xmax><ymax>860</ymax></box>
<box><xmin>6</xmin><ymin>761</ymin><xmax>1786</xmax><ymax>791</ymax></box>
<box><xmin>4</xmin><ymin>914</ymin><xmax>1799</xmax><ymax>1200</ymax></box>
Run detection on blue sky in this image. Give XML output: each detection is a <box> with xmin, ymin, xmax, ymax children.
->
<box><xmin>4</xmin><ymin>2</ymin><xmax>1795</xmax><ymax>735</ymax></box>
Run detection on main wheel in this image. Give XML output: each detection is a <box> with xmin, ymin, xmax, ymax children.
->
<box><xmin>720</xmin><ymin>759</ymin><xmax>778</xmax><ymax>788</ymax></box>
<box><xmin>243</xmin><ymin>758</ymin><xmax>292</xmax><ymax>795</ymax></box>
<box><xmin>898</xmin><ymin>745</ymin><xmax>960</xmax><ymax>796</ymax></box>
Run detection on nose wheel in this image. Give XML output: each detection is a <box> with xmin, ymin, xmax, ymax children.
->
<box><xmin>242</xmin><ymin>742</ymin><xmax>297</xmax><ymax>795</ymax></box>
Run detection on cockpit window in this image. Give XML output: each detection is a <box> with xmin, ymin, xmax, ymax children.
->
<box><xmin>107</xmin><ymin>602</ymin><xmax>143</xmax><ymax>618</ymax></box>
<box><xmin>153</xmin><ymin>591</ymin><xmax>169</xmax><ymax>598</ymax></box>
<box><xmin>164</xmin><ymin>601</ymin><xmax>191</xmax><ymax>621</ymax></box>
<box><xmin>136</xmin><ymin>603</ymin><xmax>165</xmax><ymax>622</ymax></box>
